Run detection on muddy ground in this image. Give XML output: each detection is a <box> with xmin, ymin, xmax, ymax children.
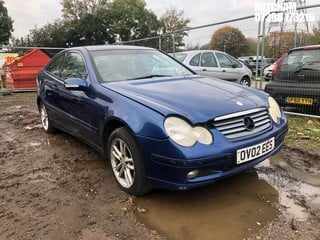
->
<box><xmin>0</xmin><ymin>92</ymin><xmax>319</xmax><ymax>240</ymax></box>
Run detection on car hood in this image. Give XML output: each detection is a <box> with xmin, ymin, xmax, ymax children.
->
<box><xmin>104</xmin><ymin>76</ymin><xmax>268</xmax><ymax>123</ymax></box>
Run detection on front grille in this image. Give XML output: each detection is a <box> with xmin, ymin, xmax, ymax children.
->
<box><xmin>212</xmin><ymin>108</ymin><xmax>271</xmax><ymax>139</ymax></box>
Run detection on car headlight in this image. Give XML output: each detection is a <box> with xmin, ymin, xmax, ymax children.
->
<box><xmin>164</xmin><ymin>117</ymin><xmax>213</xmax><ymax>147</ymax></box>
<box><xmin>268</xmin><ymin>96</ymin><xmax>281</xmax><ymax>123</ymax></box>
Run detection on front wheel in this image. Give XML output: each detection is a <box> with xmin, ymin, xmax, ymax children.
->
<box><xmin>240</xmin><ymin>76</ymin><xmax>251</xmax><ymax>87</ymax></box>
<box><xmin>108</xmin><ymin>127</ymin><xmax>150</xmax><ymax>196</ymax></box>
<box><xmin>39</xmin><ymin>103</ymin><xmax>55</xmax><ymax>134</ymax></box>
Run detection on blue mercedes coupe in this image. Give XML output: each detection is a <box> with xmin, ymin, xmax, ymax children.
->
<box><xmin>36</xmin><ymin>45</ymin><xmax>288</xmax><ymax>195</ymax></box>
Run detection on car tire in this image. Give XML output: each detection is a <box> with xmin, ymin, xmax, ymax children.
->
<box><xmin>108</xmin><ymin>127</ymin><xmax>150</xmax><ymax>196</ymax></box>
<box><xmin>240</xmin><ymin>76</ymin><xmax>251</xmax><ymax>87</ymax></box>
<box><xmin>39</xmin><ymin>103</ymin><xmax>55</xmax><ymax>134</ymax></box>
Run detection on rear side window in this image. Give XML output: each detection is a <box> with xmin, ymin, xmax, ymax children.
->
<box><xmin>216</xmin><ymin>53</ymin><xmax>234</xmax><ymax>68</ymax></box>
<box><xmin>228</xmin><ymin>54</ymin><xmax>242</xmax><ymax>68</ymax></box>
<box><xmin>216</xmin><ymin>52</ymin><xmax>242</xmax><ymax>68</ymax></box>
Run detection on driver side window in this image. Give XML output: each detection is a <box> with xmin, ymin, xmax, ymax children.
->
<box><xmin>60</xmin><ymin>52</ymin><xmax>88</xmax><ymax>81</ymax></box>
<box><xmin>46</xmin><ymin>54</ymin><xmax>65</xmax><ymax>78</ymax></box>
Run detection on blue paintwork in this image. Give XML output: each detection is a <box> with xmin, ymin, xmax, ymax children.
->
<box><xmin>37</xmin><ymin>45</ymin><xmax>288</xmax><ymax>191</ymax></box>
<box><xmin>105</xmin><ymin>76</ymin><xmax>266</xmax><ymax>124</ymax></box>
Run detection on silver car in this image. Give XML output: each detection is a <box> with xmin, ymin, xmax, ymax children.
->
<box><xmin>173</xmin><ymin>50</ymin><xmax>252</xmax><ymax>86</ymax></box>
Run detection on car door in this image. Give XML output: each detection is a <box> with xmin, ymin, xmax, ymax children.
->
<box><xmin>58</xmin><ymin>51</ymin><xmax>99</xmax><ymax>142</ymax></box>
<box><xmin>44</xmin><ymin>51</ymin><xmax>97</xmax><ymax>141</ymax></box>
<box><xmin>216</xmin><ymin>52</ymin><xmax>241</xmax><ymax>82</ymax></box>
<box><xmin>187</xmin><ymin>52</ymin><xmax>223</xmax><ymax>79</ymax></box>
<box><xmin>42</xmin><ymin>52</ymin><xmax>71</xmax><ymax>131</ymax></box>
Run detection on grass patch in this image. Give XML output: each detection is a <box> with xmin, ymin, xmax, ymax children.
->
<box><xmin>285</xmin><ymin>114</ymin><xmax>320</xmax><ymax>154</ymax></box>
<box><xmin>15</xmin><ymin>92</ymin><xmax>37</xmax><ymax>98</ymax></box>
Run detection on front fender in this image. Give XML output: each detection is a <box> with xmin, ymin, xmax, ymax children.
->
<box><xmin>100</xmin><ymin>88</ymin><xmax>167</xmax><ymax>141</ymax></box>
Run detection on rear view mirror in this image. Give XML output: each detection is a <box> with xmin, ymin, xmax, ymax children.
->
<box><xmin>64</xmin><ymin>78</ymin><xmax>88</xmax><ymax>91</ymax></box>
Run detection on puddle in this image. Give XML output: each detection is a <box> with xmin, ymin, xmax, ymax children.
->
<box><xmin>256</xmin><ymin>155</ymin><xmax>320</xmax><ymax>221</ymax></box>
<box><xmin>269</xmin><ymin>155</ymin><xmax>320</xmax><ymax>187</ymax></box>
<box><xmin>134</xmin><ymin>171</ymin><xmax>279</xmax><ymax>240</ymax></box>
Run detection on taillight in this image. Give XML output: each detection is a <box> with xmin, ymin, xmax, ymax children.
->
<box><xmin>272</xmin><ymin>54</ymin><xmax>285</xmax><ymax>76</ymax></box>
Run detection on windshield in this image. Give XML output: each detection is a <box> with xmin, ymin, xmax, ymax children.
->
<box><xmin>90</xmin><ymin>49</ymin><xmax>193</xmax><ymax>83</ymax></box>
<box><xmin>279</xmin><ymin>49</ymin><xmax>320</xmax><ymax>72</ymax></box>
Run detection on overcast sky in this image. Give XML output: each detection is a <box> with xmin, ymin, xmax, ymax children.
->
<box><xmin>3</xmin><ymin>0</ymin><xmax>320</xmax><ymax>46</ymax></box>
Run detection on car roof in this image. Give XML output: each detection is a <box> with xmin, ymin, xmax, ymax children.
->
<box><xmin>68</xmin><ymin>45</ymin><xmax>155</xmax><ymax>52</ymax></box>
<box><xmin>175</xmin><ymin>49</ymin><xmax>226</xmax><ymax>55</ymax></box>
<box><xmin>290</xmin><ymin>44</ymin><xmax>320</xmax><ymax>52</ymax></box>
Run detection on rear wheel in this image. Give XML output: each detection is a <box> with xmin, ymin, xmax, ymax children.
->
<box><xmin>240</xmin><ymin>76</ymin><xmax>251</xmax><ymax>87</ymax></box>
<box><xmin>108</xmin><ymin>127</ymin><xmax>150</xmax><ymax>196</ymax></box>
<box><xmin>39</xmin><ymin>103</ymin><xmax>55</xmax><ymax>134</ymax></box>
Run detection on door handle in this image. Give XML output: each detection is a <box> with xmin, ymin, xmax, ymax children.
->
<box><xmin>202</xmin><ymin>69</ymin><xmax>207</xmax><ymax>71</ymax></box>
<box><xmin>222</xmin><ymin>70</ymin><xmax>226</xmax><ymax>72</ymax></box>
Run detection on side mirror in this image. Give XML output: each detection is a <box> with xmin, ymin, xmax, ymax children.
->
<box><xmin>64</xmin><ymin>78</ymin><xmax>88</xmax><ymax>91</ymax></box>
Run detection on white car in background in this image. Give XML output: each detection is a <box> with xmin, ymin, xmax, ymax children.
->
<box><xmin>263</xmin><ymin>62</ymin><xmax>276</xmax><ymax>81</ymax></box>
<box><xmin>173</xmin><ymin>50</ymin><xmax>252</xmax><ymax>86</ymax></box>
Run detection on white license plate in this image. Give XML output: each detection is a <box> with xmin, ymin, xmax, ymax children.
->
<box><xmin>237</xmin><ymin>138</ymin><xmax>275</xmax><ymax>164</ymax></box>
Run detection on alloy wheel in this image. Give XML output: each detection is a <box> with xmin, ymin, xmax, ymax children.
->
<box><xmin>40</xmin><ymin>104</ymin><xmax>49</xmax><ymax>131</ymax></box>
<box><xmin>110</xmin><ymin>138</ymin><xmax>135</xmax><ymax>189</ymax></box>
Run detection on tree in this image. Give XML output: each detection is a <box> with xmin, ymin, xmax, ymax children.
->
<box><xmin>310</xmin><ymin>22</ymin><xmax>320</xmax><ymax>45</ymax></box>
<box><xmin>27</xmin><ymin>1</ymin><xmax>115</xmax><ymax>47</ymax></box>
<box><xmin>265</xmin><ymin>31</ymin><xmax>312</xmax><ymax>58</ymax></box>
<box><xmin>28</xmin><ymin>20</ymin><xmax>69</xmax><ymax>47</ymax></box>
<box><xmin>28</xmin><ymin>12</ymin><xmax>115</xmax><ymax>48</ymax></box>
<box><xmin>65</xmin><ymin>9</ymin><xmax>115</xmax><ymax>46</ymax></box>
<box><xmin>60</xmin><ymin>0</ymin><xmax>115</xmax><ymax>46</ymax></box>
<box><xmin>109</xmin><ymin>0</ymin><xmax>161</xmax><ymax>44</ymax></box>
<box><xmin>0</xmin><ymin>0</ymin><xmax>14</xmax><ymax>44</ymax></box>
<box><xmin>246</xmin><ymin>38</ymin><xmax>257</xmax><ymax>56</ymax></box>
<box><xmin>20</xmin><ymin>0</ymin><xmax>163</xmax><ymax>48</ymax></box>
<box><xmin>61</xmin><ymin>0</ymin><xmax>110</xmax><ymax>20</ymax></box>
<box><xmin>61</xmin><ymin>0</ymin><xmax>162</xmax><ymax>47</ymax></box>
<box><xmin>160</xmin><ymin>6</ymin><xmax>190</xmax><ymax>52</ymax></box>
<box><xmin>209</xmin><ymin>26</ymin><xmax>249</xmax><ymax>58</ymax></box>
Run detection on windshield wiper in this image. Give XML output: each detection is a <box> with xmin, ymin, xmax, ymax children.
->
<box><xmin>293</xmin><ymin>62</ymin><xmax>306</xmax><ymax>74</ymax></box>
<box><xmin>299</xmin><ymin>67</ymin><xmax>320</xmax><ymax>71</ymax></box>
<box><xmin>127</xmin><ymin>74</ymin><xmax>171</xmax><ymax>80</ymax></box>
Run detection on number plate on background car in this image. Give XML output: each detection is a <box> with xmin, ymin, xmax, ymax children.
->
<box><xmin>287</xmin><ymin>97</ymin><xmax>313</xmax><ymax>105</ymax></box>
<box><xmin>237</xmin><ymin>138</ymin><xmax>275</xmax><ymax>164</ymax></box>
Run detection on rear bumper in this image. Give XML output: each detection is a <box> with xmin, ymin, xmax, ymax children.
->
<box><xmin>265</xmin><ymin>81</ymin><xmax>320</xmax><ymax>110</ymax></box>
